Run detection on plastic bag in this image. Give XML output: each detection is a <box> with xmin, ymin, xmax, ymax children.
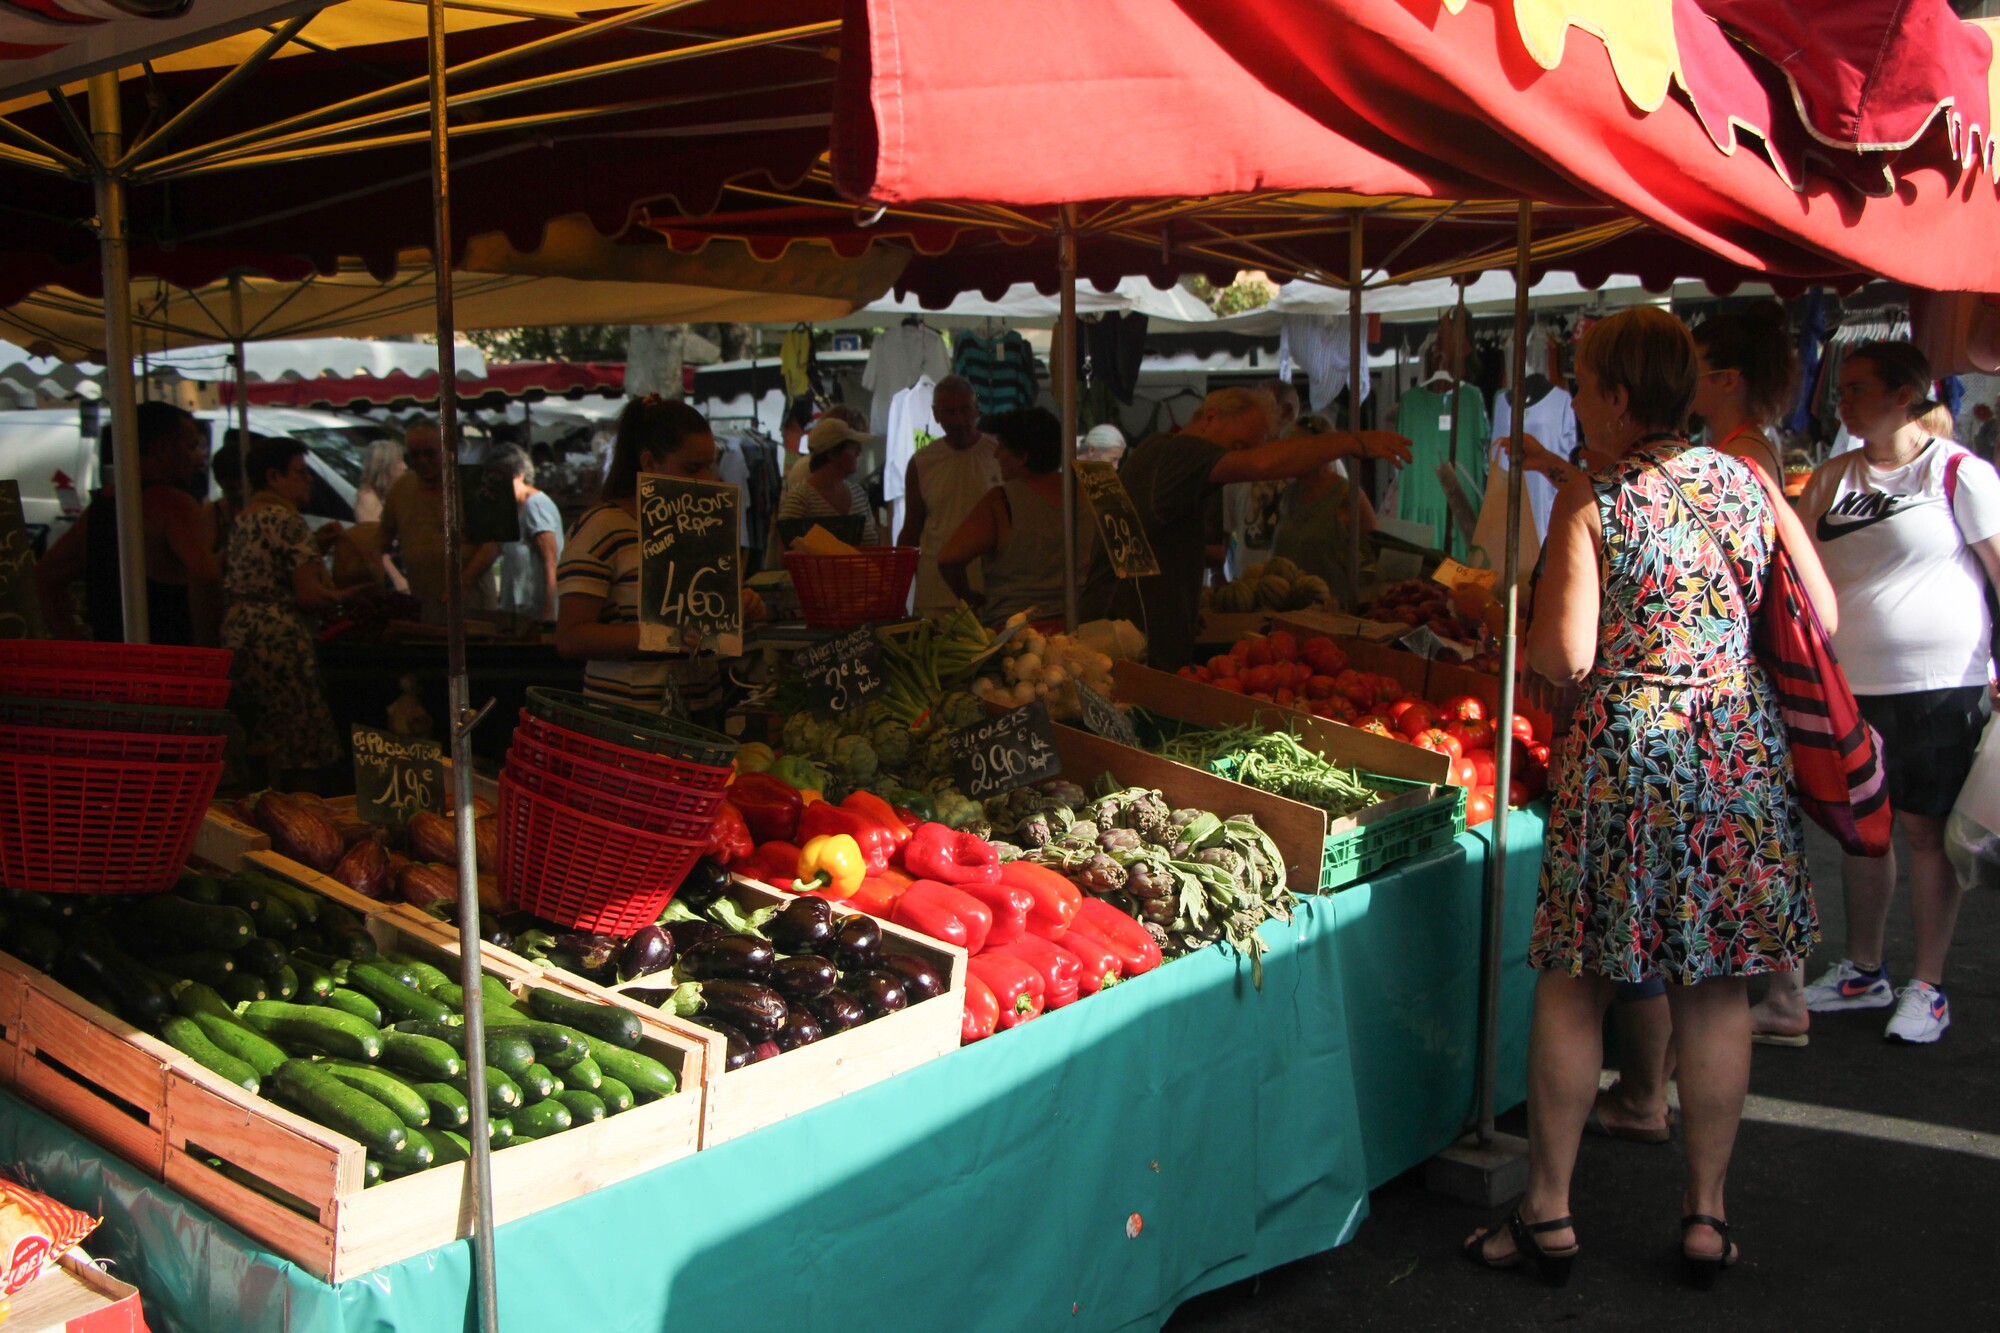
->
<box><xmin>0</xmin><ymin>1171</ymin><xmax>98</xmax><ymax>1296</ymax></box>
<box><xmin>1945</xmin><ymin>711</ymin><xmax>2000</xmax><ymax>890</ymax></box>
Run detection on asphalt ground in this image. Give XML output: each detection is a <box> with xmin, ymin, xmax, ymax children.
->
<box><xmin>1165</xmin><ymin>820</ymin><xmax>2000</xmax><ymax>1331</ymax></box>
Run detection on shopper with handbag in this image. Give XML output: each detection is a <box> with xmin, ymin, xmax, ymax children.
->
<box><xmin>1796</xmin><ymin>340</ymin><xmax>2000</xmax><ymax>1044</ymax></box>
<box><xmin>1464</xmin><ymin>307</ymin><xmax>1835</xmax><ymax>1290</ymax></box>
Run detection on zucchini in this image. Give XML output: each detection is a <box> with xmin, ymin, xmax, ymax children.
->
<box><xmin>526</xmin><ymin>987</ymin><xmax>643</xmax><ymax>1049</ymax></box>
<box><xmin>217</xmin><ymin>878</ymin><xmax>298</xmax><ymax>937</ymax></box>
<box><xmin>265</xmin><ymin>964</ymin><xmax>299</xmax><ymax>1002</ymax></box>
<box><xmin>323</xmin><ymin>925</ymin><xmax>378</xmax><ymax>963</ymax></box>
<box><xmin>239</xmin><ymin>1001</ymin><xmax>383</xmax><ymax>1061</ymax></box>
<box><xmin>6</xmin><ymin>920</ymin><xmax>63</xmax><ymax>972</ymax></box>
<box><xmin>156</xmin><ymin>950</ymin><xmax>237</xmax><ymax>990</ymax></box>
<box><xmin>475</xmin><ymin>975</ymin><xmax>532</xmax><ymax>1018</ymax></box>
<box><xmin>233</xmin><ymin>936</ymin><xmax>290</xmax><ymax>980</ymax></box>
<box><xmin>432</xmin><ymin>982</ymin><xmax>465</xmax><ymax>1009</ymax></box>
<box><xmin>364</xmin><ymin>1158</ymin><xmax>383</xmax><ymax>1187</ymax></box>
<box><xmin>323</xmin><ymin>987</ymin><xmax>384</xmax><ymax>1026</ymax></box>
<box><xmin>394</xmin><ymin>1021</ymin><xmax>536</xmax><ymax>1080</ymax></box>
<box><xmin>376</xmin><ymin>1126</ymin><xmax>436</xmax><ymax>1174</ymax></box>
<box><xmin>372</xmin><ymin>958</ymin><xmax>424</xmax><ymax>990</ymax></box>
<box><xmin>127</xmin><ymin>895</ymin><xmax>254</xmax><ymax>952</ymax></box>
<box><xmin>596</xmin><ymin>1077</ymin><xmax>634</xmax><ymax>1115</ymax></box>
<box><xmin>379</xmin><ymin>1031</ymin><xmax>463</xmax><ymax>1082</ymax></box>
<box><xmin>173</xmin><ymin>873</ymin><xmax>224</xmax><ymax>904</ymax></box>
<box><xmin>269</xmin><ymin>1059</ymin><xmax>406</xmax><ymax>1155</ymax></box>
<box><xmin>60</xmin><ymin>939</ymin><xmax>172</xmax><ymax>1028</ymax></box>
<box><xmin>581</xmin><ymin>1037</ymin><xmax>678</xmax><ymax>1104</ymax></box>
<box><xmin>429</xmin><ymin>1130</ymin><xmax>471</xmax><ymax>1167</ymax></box>
<box><xmin>552</xmin><ymin>1090</ymin><xmax>606</xmax><ymax>1125</ymax></box>
<box><xmin>220</xmin><ymin>971</ymin><xmax>270</xmax><ymax>1006</ymax></box>
<box><xmin>173</xmin><ymin>982</ymin><xmax>290</xmax><ymax>1077</ymax></box>
<box><xmin>159</xmin><ymin>1015</ymin><xmax>260</xmax><ymax>1093</ymax></box>
<box><xmin>410</xmin><ymin>1082</ymin><xmax>472</xmax><ymax>1130</ymax></box>
<box><xmin>382</xmin><ymin>953</ymin><xmax>457</xmax><ymax>995</ymax></box>
<box><xmin>485</xmin><ymin>1021</ymin><xmax>586</xmax><ymax>1070</ymax></box>
<box><xmin>315</xmin><ymin>1059</ymin><xmax>430</xmax><ymax>1128</ymax></box>
<box><xmin>233</xmin><ymin>870</ymin><xmax>320</xmax><ymax>923</ymax></box>
<box><xmin>509</xmin><ymin>1099</ymin><xmax>573</xmax><ymax>1140</ymax></box>
<box><xmin>516</xmin><ymin>1063</ymin><xmax>559</xmax><ymax>1104</ymax></box>
<box><xmin>286</xmin><ymin>955</ymin><xmax>337</xmax><ymax>1003</ymax></box>
<box><xmin>487</xmin><ymin>1117</ymin><xmax>514</xmax><ymax>1148</ymax></box>
<box><xmin>290</xmin><ymin>948</ymin><xmax>351</xmax><ymax>983</ymax></box>
<box><xmin>447</xmin><ymin>1066</ymin><xmax>522</xmax><ymax>1116</ymax></box>
<box><xmin>561</xmin><ymin>1056</ymin><xmax>601</xmax><ymax>1092</ymax></box>
<box><xmin>345</xmin><ymin>964</ymin><xmax>455</xmax><ymax>1024</ymax></box>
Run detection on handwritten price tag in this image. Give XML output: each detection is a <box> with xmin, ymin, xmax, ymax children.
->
<box><xmin>795</xmin><ymin>626</ymin><xmax>889</xmax><ymax>715</ymax></box>
<box><xmin>1077</xmin><ymin>461</ymin><xmax>1161</xmax><ymax>580</ymax></box>
<box><xmin>948</xmin><ymin>699</ymin><xmax>1063</xmax><ymax>800</ymax></box>
<box><xmin>352</xmin><ymin>724</ymin><xmax>444</xmax><ymax>827</ymax></box>
<box><xmin>1076</xmin><ymin>681</ymin><xmax>1140</xmax><ymax>748</ymax></box>
<box><xmin>637</xmin><ymin>474</ymin><xmax>742</xmax><ymax>655</ymax></box>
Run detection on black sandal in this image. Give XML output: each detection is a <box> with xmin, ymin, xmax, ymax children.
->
<box><xmin>1680</xmin><ymin>1214</ymin><xmax>1739</xmax><ymax>1290</ymax></box>
<box><xmin>1462</xmin><ymin>1205</ymin><xmax>1578</xmax><ymax>1288</ymax></box>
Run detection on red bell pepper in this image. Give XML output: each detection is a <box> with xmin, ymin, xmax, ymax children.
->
<box><xmin>841</xmin><ymin>791</ymin><xmax>912</xmax><ymax>852</ymax></box>
<box><xmin>797</xmin><ymin>802</ymin><xmax>894</xmax><ymax>874</ymax></box>
<box><xmin>990</xmin><ymin>932</ymin><xmax>1083</xmax><ymax>1008</ymax></box>
<box><xmin>890</xmin><ymin>880</ymin><xmax>992</xmax><ymax>953</ymax></box>
<box><xmin>955</xmin><ymin>879</ymin><xmax>1032</xmax><ymax>951</ymax></box>
<box><xmin>902</xmin><ymin>822</ymin><xmax>1000</xmax><ymax>886</ymax></box>
<box><xmin>850</xmin><ymin>869</ymin><xmax>911</xmax><ymax>917</ymax></box>
<box><xmin>741</xmin><ymin>840</ymin><xmax>802</xmax><ymax>890</ymax></box>
<box><xmin>1049</xmin><ymin>925</ymin><xmax>1120</xmax><ymax>995</ymax></box>
<box><xmin>1074</xmin><ymin>897</ymin><xmax>1162</xmax><ymax>976</ymax></box>
<box><xmin>966</xmin><ymin>953</ymin><xmax>1045</xmax><ymax>1029</ymax></box>
<box><xmin>961</xmin><ymin>974</ymin><xmax>999</xmax><ymax>1043</ymax></box>
<box><xmin>997</xmin><ymin>860</ymin><xmax>1083</xmax><ymax>941</ymax></box>
<box><xmin>705</xmin><ymin>800</ymin><xmax>753</xmax><ymax>866</ymax></box>
<box><xmin>729</xmin><ymin>772</ymin><xmax>804</xmax><ymax>844</ymax></box>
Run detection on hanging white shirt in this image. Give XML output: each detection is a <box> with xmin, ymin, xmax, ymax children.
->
<box><xmin>1279</xmin><ymin>315</ymin><xmax>1370</xmax><ymax>414</ymax></box>
<box><xmin>863</xmin><ymin>324</ymin><xmax>951</xmax><ymax>435</ymax></box>
<box><xmin>883</xmin><ymin>377</ymin><xmax>942</xmax><ymax>541</ymax></box>
<box><xmin>1490</xmin><ymin>385</ymin><xmax>1577</xmax><ymax>541</ymax></box>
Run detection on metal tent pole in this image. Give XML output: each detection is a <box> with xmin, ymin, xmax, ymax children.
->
<box><xmin>1476</xmin><ymin>201</ymin><xmax>1532</xmax><ymax>1145</ymax></box>
<box><xmin>1442</xmin><ymin>281</ymin><xmax>1469</xmax><ymax>555</ymax></box>
<box><xmin>425</xmin><ymin>0</ymin><xmax>501</xmax><ymax>1326</ymax></box>
<box><xmin>1058</xmin><ymin>206</ymin><xmax>1080</xmax><ymax>633</ymax></box>
<box><xmin>87</xmin><ymin>73</ymin><xmax>148</xmax><ymax>644</ymax></box>
<box><xmin>228</xmin><ymin>275</ymin><xmax>253</xmax><ymax>504</ymax></box>
<box><xmin>1345</xmin><ymin>217</ymin><xmax>1364</xmax><ymax>604</ymax></box>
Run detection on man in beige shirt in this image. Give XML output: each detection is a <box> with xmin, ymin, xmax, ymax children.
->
<box><xmin>377</xmin><ymin>421</ymin><xmax>495</xmax><ymax>623</ymax></box>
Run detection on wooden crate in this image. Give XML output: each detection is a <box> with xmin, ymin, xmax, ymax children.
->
<box><xmin>192</xmin><ymin>805</ymin><xmax>269</xmax><ymax>870</ymax></box>
<box><xmin>539</xmin><ymin>876</ymin><xmax>965</xmax><ymax>1148</ymax></box>
<box><xmin>0</xmin><ymin>950</ymin><xmax>29</xmax><ymax>1080</ymax></box>
<box><xmin>9</xmin><ymin>971</ymin><xmax>185</xmax><ymax>1177</ymax></box>
<box><xmin>1268</xmin><ymin>608</ymin><xmax>1411</xmax><ymax>644</ymax></box>
<box><xmin>1266</xmin><ymin>620</ymin><xmax>1554</xmax><ymax>738</ymax></box>
<box><xmin>159</xmin><ymin>908</ymin><xmax>706</xmax><ymax>1283</ymax></box>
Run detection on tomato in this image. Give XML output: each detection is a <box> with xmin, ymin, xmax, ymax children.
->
<box><xmin>1412</xmin><ymin>727</ymin><xmax>1463</xmax><ymax>760</ymax></box>
<box><xmin>1387</xmin><ymin>699</ymin><xmax>1415</xmax><ymax>721</ymax></box>
<box><xmin>1337</xmin><ymin>671</ymin><xmax>1374</xmax><ymax>706</ymax></box>
<box><xmin>1208</xmin><ymin>654</ymin><xmax>1237</xmax><ymax>678</ymax></box>
<box><xmin>1528</xmin><ymin>742</ymin><xmax>1551</xmax><ymax>766</ymax></box>
<box><xmin>1466</xmin><ymin>787</ymin><xmax>1497</xmax><ymax>825</ymax></box>
<box><xmin>1458</xmin><ymin>719</ymin><xmax>1497</xmax><ymax>752</ymax></box>
<box><xmin>1450</xmin><ymin>756</ymin><xmax>1480</xmax><ymax>787</ymax></box>
<box><xmin>1304</xmin><ymin>674</ymin><xmax>1337</xmax><ymax>700</ymax></box>
<box><xmin>1242</xmin><ymin>664</ymin><xmax>1278</xmax><ymax>694</ymax></box>
<box><xmin>1229</xmin><ymin>638</ymin><xmax>1254</xmax><ymax>664</ymax></box>
<box><xmin>1273</xmin><ymin>687</ymin><xmax>1296</xmax><ymax>707</ymax></box>
<box><xmin>1439</xmin><ymin>694</ymin><xmax>1485</xmax><ymax>723</ymax></box>
<box><xmin>1396</xmin><ymin>704</ymin><xmax>1437</xmax><ymax>738</ymax></box>
<box><xmin>1266</xmin><ymin>630</ymin><xmax>1298</xmax><ymax>663</ymax></box>
<box><xmin>1213</xmin><ymin>677</ymin><xmax>1245</xmax><ymax>693</ymax></box>
<box><xmin>1511</xmin><ymin>714</ymin><xmax>1537</xmax><ymax>742</ymax></box>
<box><xmin>1470</xmin><ymin>751</ymin><xmax>1497</xmax><ymax>785</ymax></box>
<box><xmin>1373</xmin><ymin>677</ymin><xmax>1405</xmax><ymax>703</ymax></box>
<box><xmin>1355</xmin><ymin>717</ymin><xmax>1394</xmax><ymax>738</ymax></box>
<box><xmin>1508</xmin><ymin>779</ymin><xmax>1530</xmax><ymax>807</ymax></box>
<box><xmin>1244</xmin><ymin>638</ymin><xmax>1273</xmax><ymax>669</ymax></box>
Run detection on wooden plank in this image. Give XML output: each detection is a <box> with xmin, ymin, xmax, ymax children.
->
<box><xmin>1270</xmin><ymin>607</ymin><xmax>1409</xmax><ymax>643</ymax></box>
<box><xmin>0</xmin><ymin>951</ymin><xmax>31</xmax><ymax>1049</ymax></box>
<box><xmin>14</xmin><ymin>985</ymin><xmax>175</xmax><ymax>1176</ymax></box>
<box><xmin>192</xmin><ymin>804</ymin><xmax>269</xmax><ymax>870</ymax></box>
<box><xmin>1110</xmin><ymin>659</ymin><xmax>1451</xmax><ymax>784</ymax></box>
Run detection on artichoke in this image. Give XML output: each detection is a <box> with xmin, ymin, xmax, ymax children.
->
<box><xmin>1078</xmin><ymin>853</ymin><xmax>1127</xmax><ymax>894</ymax></box>
<box><xmin>831</xmin><ymin>734</ymin><xmax>879</xmax><ymax>784</ymax></box>
<box><xmin>869</xmin><ymin>720</ymin><xmax>913</xmax><ymax>770</ymax></box>
<box><xmin>1122</xmin><ymin>856</ymin><xmax>1175</xmax><ymax>901</ymax></box>
<box><xmin>1098</xmin><ymin>827</ymin><xmax>1144</xmax><ymax>855</ymax></box>
<box><xmin>1014</xmin><ymin>809</ymin><xmax>1055</xmax><ymax>849</ymax></box>
<box><xmin>935</xmin><ymin>691</ymin><xmax>987</xmax><ymax>730</ymax></box>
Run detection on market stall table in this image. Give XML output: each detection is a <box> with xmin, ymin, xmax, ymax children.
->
<box><xmin>0</xmin><ymin>816</ymin><xmax>1543</xmax><ymax>1333</ymax></box>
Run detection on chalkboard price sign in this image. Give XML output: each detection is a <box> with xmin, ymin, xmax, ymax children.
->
<box><xmin>1075</xmin><ymin>681</ymin><xmax>1140</xmax><ymax>748</ymax></box>
<box><xmin>352</xmin><ymin>724</ymin><xmax>445</xmax><ymax>827</ymax></box>
<box><xmin>636</xmin><ymin>473</ymin><xmax>741</xmax><ymax>655</ymax></box>
<box><xmin>0</xmin><ymin>482</ymin><xmax>31</xmax><ymax>641</ymax></box>
<box><xmin>795</xmin><ymin>625</ymin><xmax>889</xmax><ymax>715</ymax></box>
<box><xmin>1076</xmin><ymin>460</ymin><xmax>1161</xmax><ymax>579</ymax></box>
<box><xmin>460</xmin><ymin>463</ymin><xmax>521</xmax><ymax>545</ymax></box>
<box><xmin>948</xmin><ymin>699</ymin><xmax>1063</xmax><ymax>800</ymax></box>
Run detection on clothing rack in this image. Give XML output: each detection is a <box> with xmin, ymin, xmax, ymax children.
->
<box><xmin>1830</xmin><ymin>306</ymin><xmax>1909</xmax><ymax>344</ymax></box>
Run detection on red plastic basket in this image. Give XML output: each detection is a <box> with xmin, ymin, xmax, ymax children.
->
<box><xmin>508</xmin><ymin>729</ymin><xmax>728</xmax><ymax>817</ymax></box>
<box><xmin>0</xmin><ymin>665</ymin><xmax>231</xmax><ymax>709</ymax></box>
<box><xmin>496</xmin><ymin>774</ymin><xmax>705</xmax><ymax>934</ymax></box>
<box><xmin>513</xmin><ymin>710</ymin><xmax>732</xmax><ymax>793</ymax></box>
<box><xmin>0</xmin><ymin>753</ymin><xmax>223</xmax><ymax>894</ymax></box>
<box><xmin>0</xmin><ymin>641</ymin><xmax>232</xmax><ymax>679</ymax></box>
<box><xmin>784</xmin><ymin>547</ymin><xmax>921</xmax><ymax>628</ymax></box>
<box><xmin>501</xmin><ymin>756</ymin><xmax>720</xmax><ymax>842</ymax></box>
<box><xmin>0</xmin><ymin>723</ymin><xmax>228</xmax><ymax>765</ymax></box>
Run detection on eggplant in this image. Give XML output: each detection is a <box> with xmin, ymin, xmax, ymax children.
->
<box><xmin>880</xmin><ymin>953</ymin><xmax>947</xmax><ymax>1003</ymax></box>
<box><xmin>832</xmin><ymin>915</ymin><xmax>882</xmax><ymax>971</ymax></box>
<box><xmin>676</xmin><ymin>858</ymin><xmax>731</xmax><ymax>910</ymax></box>
<box><xmin>552</xmin><ymin>932</ymin><xmax>621</xmax><ymax>983</ymax></box>
<box><xmin>682</xmin><ymin>1014</ymin><xmax>755</xmax><ymax>1070</ymax></box>
<box><xmin>481</xmin><ymin>918</ymin><xmax>515</xmax><ymax>950</ymax></box>
<box><xmin>765</xmin><ymin>897</ymin><xmax>835</xmax><ymax>955</ymax></box>
<box><xmin>751</xmin><ymin>1040</ymin><xmax>782</xmax><ymax>1064</ymax></box>
<box><xmin>773</xmin><ymin>1009</ymin><xmax>823</xmax><ymax>1051</ymax></box>
<box><xmin>696</xmin><ymin>979</ymin><xmax>788</xmax><ymax>1041</ymax></box>
<box><xmin>662</xmin><ymin>919</ymin><xmax>725</xmax><ymax>956</ymax></box>
<box><xmin>617</xmin><ymin>925</ymin><xmax>675</xmax><ymax>982</ymax></box>
<box><xmin>847</xmin><ymin>969</ymin><xmax>909</xmax><ymax>1021</ymax></box>
<box><xmin>807</xmin><ymin>987</ymin><xmax>867</xmax><ymax>1034</ymax></box>
<box><xmin>767</xmin><ymin>954</ymin><xmax>838</xmax><ymax>1001</ymax></box>
<box><xmin>678</xmin><ymin>935</ymin><xmax>774</xmax><ymax>982</ymax></box>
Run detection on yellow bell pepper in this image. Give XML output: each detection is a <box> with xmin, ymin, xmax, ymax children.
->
<box><xmin>798</xmin><ymin>788</ymin><xmax>824</xmax><ymax>807</ymax></box>
<box><xmin>797</xmin><ymin>833</ymin><xmax>865</xmax><ymax>900</ymax></box>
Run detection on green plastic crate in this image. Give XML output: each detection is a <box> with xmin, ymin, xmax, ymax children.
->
<box><xmin>1318</xmin><ymin>779</ymin><xmax>1466</xmax><ymax>892</ymax></box>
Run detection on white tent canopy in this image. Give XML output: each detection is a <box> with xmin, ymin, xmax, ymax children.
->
<box><xmin>145</xmin><ymin>337</ymin><xmax>488</xmax><ymax>382</ymax></box>
<box><xmin>828</xmin><ymin>277</ymin><xmax>1217</xmax><ymax>330</ymax></box>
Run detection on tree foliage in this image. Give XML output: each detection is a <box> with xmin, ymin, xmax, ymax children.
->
<box><xmin>463</xmin><ymin>324</ymin><xmax>630</xmax><ymax>362</ymax></box>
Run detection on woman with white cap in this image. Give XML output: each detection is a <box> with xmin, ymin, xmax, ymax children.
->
<box><xmin>774</xmin><ymin>415</ymin><xmax>884</xmax><ymax>545</ymax></box>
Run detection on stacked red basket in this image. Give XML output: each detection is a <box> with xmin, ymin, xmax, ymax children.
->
<box><xmin>499</xmin><ymin>688</ymin><xmax>737</xmax><ymax>934</ymax></box>
<box><xmin>0</xmin><ymin>641</ymin><xmax>233</xmax><ymax>895</ymax></box>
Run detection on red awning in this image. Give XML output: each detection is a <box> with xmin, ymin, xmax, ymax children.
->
<box><xmin>830</xmin><ymin>0</ymin><xmax>2000</xmax><ymax>293</ymax></box>
<box><xmin>220</xmin><ymin>360</ymin><xmax>623</xmax><ymax>411</ymax></box>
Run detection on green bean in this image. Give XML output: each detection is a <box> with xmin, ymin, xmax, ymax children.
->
<box><xmin>1156</xmin><ymin>726</ymin><xmax>1378</xmax><ymax>819</ymax></box>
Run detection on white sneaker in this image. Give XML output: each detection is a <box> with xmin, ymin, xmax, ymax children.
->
<box><xmin>1884</xmin><ymin>982</ymin><xmax>1951</xmax><ymax>1045</ymax></box>
<box><xmin>1802</xmin><ymin>959</ymin><xmax>1895</xmax><ymax>1013</ymax></box>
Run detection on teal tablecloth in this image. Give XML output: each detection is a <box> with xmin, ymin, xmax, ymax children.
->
<box><xmin>0</xmin><ymin>813</ymin><xmax>1545</xmax><ymax>1333</ymax></box>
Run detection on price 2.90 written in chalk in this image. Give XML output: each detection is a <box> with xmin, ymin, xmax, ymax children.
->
<box><xmin>947</xmin><ymin>700</ymin><xmax>1062</xmax><ymax>799</ymax></box>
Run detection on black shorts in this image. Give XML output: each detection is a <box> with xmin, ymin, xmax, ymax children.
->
<box><xmin>1856</xmin><ymin>686</ymin><xmax>1988</xmax><ymax>820</ymax></box>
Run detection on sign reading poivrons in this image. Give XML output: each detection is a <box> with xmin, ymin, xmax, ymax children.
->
<box><xmin>352</xmin><ymin>724</ymin><xmax>444</xmax><ymax>827</ymax></box>
<box><xmin>1077</xmin><ymin>460</ymin><xmax>1161</xmax><ymax>579</ymax></box>
<box><xmin>636</xmin><ymin>474</ymin><xmax>741</xmax><ymax>655</ymax></box>
<box><xmin>948</xmin><ymin>699</ymin><xmax>1062</xmax><ymax>799</ymax></box>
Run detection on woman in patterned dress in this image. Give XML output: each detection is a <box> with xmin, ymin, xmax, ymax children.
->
<box><xmin>1464</xmin><ymin>307</ymin><xmax>1837</xmax><ymax>1288</ymax></box>
<box><xmin>222</xmin><ymin>439</ymin><xmax>376</xmax><ymax>788</ymax></box>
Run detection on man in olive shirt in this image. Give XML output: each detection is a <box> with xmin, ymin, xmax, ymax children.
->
<box><xmin>1079</xmin><ymin>386</ymin><xmax>1411</xmax><ymax>669</ymax></box>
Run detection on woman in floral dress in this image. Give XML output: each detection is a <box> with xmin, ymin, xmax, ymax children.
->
<box><xmin>1464</xmin><ymin>308</ymin><xmax>1837</xmax><ymax>1288</ymax></box>
<box><xmin>223</xmin><ymin>439</ymin><xmax>376</xmax><ymax>788</ymax></box>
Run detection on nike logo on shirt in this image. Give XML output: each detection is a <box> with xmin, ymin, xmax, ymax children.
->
<box><xmin>1815</xmin><ymin>490</ymin><xmax>1929</xmax><ymax>541</ymax></box>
